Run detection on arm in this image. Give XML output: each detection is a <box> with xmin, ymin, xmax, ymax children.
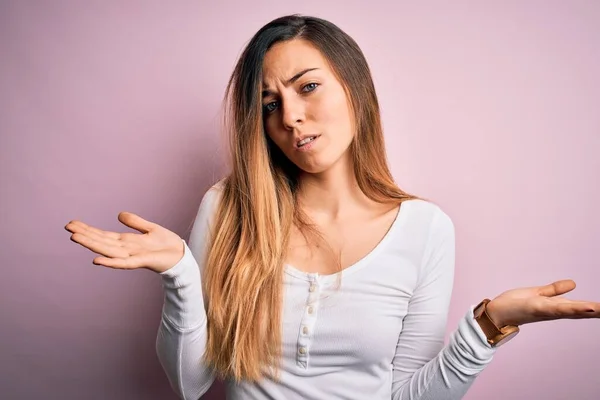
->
<box><xmin>156</xmin><ymin>185</ymin><xmax>221</xmax><ymax>399</ymax></box>
<box><xmin>392</xmin><ymin>207</ymin><xmax>497</xmax><ymax>400</ymax></box>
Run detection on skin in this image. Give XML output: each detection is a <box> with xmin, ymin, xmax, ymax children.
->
<box><xmin>261</xmin><ymin>39</ymin><xmax>399</xmax><ymax>275</ymax></box>
<box><xmin>260</xmin><ymin>40</ymin><xmax>600</xmax><ymax>328</ymax></box>
<box><xmin>64</xmin><ymin>38</ymin><xmax>599</xmax><ymax>338</ymax></box>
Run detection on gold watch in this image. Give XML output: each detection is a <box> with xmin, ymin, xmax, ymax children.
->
<box><xmin>473</xmin><ymin>298</ymin><xmax>520</xmax><ymax>347</ymax></box>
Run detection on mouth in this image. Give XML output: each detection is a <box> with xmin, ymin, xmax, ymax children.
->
<box><xmin>296</xmin><ymin>134</ymin><xmax>321</xmax><ymax>148</ymax></box>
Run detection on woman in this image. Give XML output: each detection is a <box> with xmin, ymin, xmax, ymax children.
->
<box><xmin>65</xmin><ymin>15</ymin><xmax>599</xmax><ymax>400</ymax></box>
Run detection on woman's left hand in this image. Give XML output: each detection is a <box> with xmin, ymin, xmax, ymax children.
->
<box><xmin>486</xmin><ymin>279</ymin><xmax>600</xmax><ymax>327</ymax></box>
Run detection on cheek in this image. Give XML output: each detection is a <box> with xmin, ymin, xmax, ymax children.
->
<box><xmin>314</xmin><ymin>90</ymin><xmax>353</xmax><ymax>138</ymax></box>
<box><xmin>264</xmin><ymin>125</ymin><xmax>298</xmax><ymax>163</ymax></box>
<box><xmin>264</xmin><ymin>121</ymin><xmax>285</xmax><ymax>148</ymax></box>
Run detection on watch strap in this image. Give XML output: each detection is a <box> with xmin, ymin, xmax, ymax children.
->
<box><xmin>474</xmin><ymin>298</ymin><xmax>520</xmax><ymax>347</ymax></box>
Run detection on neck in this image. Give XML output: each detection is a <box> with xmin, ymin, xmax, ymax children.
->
<box><xmin>296</xmin><ymin>153</ymin><xmax>370</xmax><ymax>221</ymax></box>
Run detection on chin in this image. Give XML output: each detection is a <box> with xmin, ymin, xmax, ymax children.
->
<box><xmin>293</xmin><ymin>155</ymin><xmax>345</xmax><ymax>175</ymax></box>
<box><xmin>298</xmin><ymin>164</ymin><xmax>330</xmax><ymax>175</ymax></box>
<box><xmin>285</xmin><ymin>155</ymin><xmax>322</xmax><ymax>174</ymax></box>
<box><xmin>285</xmin><ymin>144</ymin><xmax>352</xmax><ymax>175</ymax></box>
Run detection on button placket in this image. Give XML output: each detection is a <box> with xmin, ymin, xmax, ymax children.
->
<box><xmin>296</xmin><ymin>273</ymin><xmax>321</xmax><ymax>368</ymax></box>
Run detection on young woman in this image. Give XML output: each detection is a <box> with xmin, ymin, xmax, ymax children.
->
<box><xmin>65</xmin><ymin>15</ymin><xmax>599</xmax><ymax>400</ymax></box>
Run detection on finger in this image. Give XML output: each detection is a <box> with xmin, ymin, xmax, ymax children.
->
<box><xmin>78</xmin><ymin>224</ymin><xmax>144</xmax><ymax>248</ymax></box>
<box><xmin>117</xmin><ymin>212</ymin><xmax>157</xmax><ymax>234</ymax></box>
<box><xmin>79</xmin><ymin>222</ymin><xmax>122</xmax><ymax>240</ymax></box>
<box><xmin>566</xmin><ymin>300</ymin><xmax>599</xmax><ymax>313</ymax></box>
<box><xmin>93</xmin><ymin>252</ymin><xmax>152</xmax><ymax>270</ymax></box>
<box><xmin>65</xmin><ymin>221</ymin><xmax>120</xmax><ymax>240</ymax></box>
<box><xmin>558</xmin><ymin>302</ymin><xmax>600</xmax><ymax>319</ymax></box>
<box><xmin>70</xmin><ymin>232</ymin><xmax>130</xmax><ymax>259</ymax></box>
<box><xmin>548</xmin><ymin>297</ymin><xmax>598</xmax><ymax>308</ymax></box>
<box><xmin>68</xmin><ymin>223</ymin><xmax>145</xmax><ymax>258</ymax></box>
<box><xmin>74</xmin><ymin>224</ymin><xmax>124</xmax><ymax>249</ymax></box>
<box><xmin>543</xmin><ymin>299</ymin><xmax>599</xmax><ymax>319</ymax></box>
<box><xmin>537</xmin><ymin>279</ymin><xmax>576</xmax><ymax>297</ymax></box>
<box><xmin>93</xmin><ymin>255</ymin><xmax>144</xmax><ymax>270</ymax></box>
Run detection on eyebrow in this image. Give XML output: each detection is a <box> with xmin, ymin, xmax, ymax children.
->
<box><xmin>262</xmin><ymin>68</ymin><xmax>319</xmax><ymax>98</ymax></box>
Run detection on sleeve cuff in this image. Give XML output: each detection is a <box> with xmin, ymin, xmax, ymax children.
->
<box><xmin>466</xmin><ymin>304</ymin><xmax>496</xmax><ymax>350</ymax></box>
<box><xmin>439</xmin><ymin>305</ymin><xmax>497</xmax><ymax>378</ymax></box>
<box><xmin>158</xmin><ymin>239</ymin><xmax>206</xmax><ymax>330</ymax></box>
<box><xmin>159</xmin><ymin>239</ymin><xmax>200</xmax><ymax>289</ymax></box>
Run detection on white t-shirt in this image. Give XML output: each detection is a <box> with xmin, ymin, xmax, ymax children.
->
<box><xmin>156</xmin><ymin>183</ymin><xmax>497</xmax><ymax>399</ymax></box>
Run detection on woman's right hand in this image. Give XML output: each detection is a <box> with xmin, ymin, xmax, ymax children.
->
<box><xmin>65</xmin><ymin>212</ymin><xmax>185</xmax><ymax>274</ymax></box>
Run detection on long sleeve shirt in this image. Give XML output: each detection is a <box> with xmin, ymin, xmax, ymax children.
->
<box><xmin>156</xmin><ymin>183</ymin><xmax>497</xmax><ymax>399</ymax></box>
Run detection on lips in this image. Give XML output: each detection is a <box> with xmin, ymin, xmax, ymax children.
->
<box><xmin>296</xmin><ymin>134</ymin><xmax>321</xmax><ymax>148</ymax></box>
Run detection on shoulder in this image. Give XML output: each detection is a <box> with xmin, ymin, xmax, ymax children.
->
<box><xmin>398</xmin><ymin>200</ymin><xmax>456</xmax><ymax>284</ymax></box>
<box><xmin>398</xmin><ymin>199</ymin><xmax>455</xmax><ymax>256</ymax></box>
<box><xmin>400</xmin><ymin>198</ymin><xmax>454</xmax><ymax>234</ymax></box>
<box><xmin>199</xmin><ymin>179</ymin><xmax>226</xmax><ymax>209</ymax></box>
<box><xmin>189</xmin><ymin>179</ymin><xmax>226</xmax><ymax>234</ymax></box>
<box><xmin>206</xmin><ymin>178</ymin><xmax>226</xmax><ymax>197</ymax></box>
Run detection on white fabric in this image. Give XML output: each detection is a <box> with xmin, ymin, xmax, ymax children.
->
<box><xmin>156</xmin><ymin>183</ymin><xmax>497</xmax><ymax>399</ymax></box>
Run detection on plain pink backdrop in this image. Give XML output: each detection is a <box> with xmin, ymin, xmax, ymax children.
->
<box><xmin>1</xmin><ymin>1</ymin><xmax>599</xmax><ymax>399</ymax></box>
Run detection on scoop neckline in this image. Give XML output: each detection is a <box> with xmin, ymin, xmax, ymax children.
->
<box><xmin>283</xmin><ymin>199</ymin><xmax>415</xmax><ymax>284</ymax></box>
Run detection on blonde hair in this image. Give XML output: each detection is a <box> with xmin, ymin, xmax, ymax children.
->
<box><xmin>202</xmin><ymin>14</ymin><xmax>420</xmax><ymax>383</ymax></box>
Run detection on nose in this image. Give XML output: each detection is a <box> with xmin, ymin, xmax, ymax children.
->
<box><xmin>281</xmin><ymin>96</ymin><xmax>305</xmax><ymax>130</ymax></box>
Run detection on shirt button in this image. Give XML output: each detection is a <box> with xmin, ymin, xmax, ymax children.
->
<box><xmin>299</xmin><ymin>347</ymin><xmax>306</xmax><ymax>355</ymax></box>
<box><xmin>302</xmin><ymin>326</ymin><xmax>309</xmax><ymax>334</ymax></box>
<box><xmin>307</xmin><ymin>306</ymin><xmax>314</xmax><ymax>314</ymax></box>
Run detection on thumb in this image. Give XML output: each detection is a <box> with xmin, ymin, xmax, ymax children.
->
<box><xmin>118</xmin><ymin>212</ymin><xmax>156</xmax><ymax>234</ymax></box>
<box><xmin>537</xmin><ymin>279</ymin><xmax>576</xmax><ymax>297</ymax></box>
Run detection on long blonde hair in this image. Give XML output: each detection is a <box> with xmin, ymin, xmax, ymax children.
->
<box><xmin>203</xmin><ymin>14</ymin><xmax>419</xmax><ymax>383</ymax></box>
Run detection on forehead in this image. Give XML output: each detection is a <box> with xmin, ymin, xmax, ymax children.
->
<box><xmin>262</xmin><ymin>39</ymin><xmax>330</xmax><ymax>82</ymax></box>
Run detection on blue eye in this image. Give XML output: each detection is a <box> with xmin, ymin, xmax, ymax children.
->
<box><xmin>264</xmin><ymin>101</ymin><xmax>279</xmax><ymax>114</ymax></box>
<box><xmin>262</xmin><ymin>83</ymin><xmax>318</xmax><ymax>115</ymax></box>
<box><xmin>302</xmin><ymin>82</ymin><xmax>319</xmax><ymax>92</ymax></box>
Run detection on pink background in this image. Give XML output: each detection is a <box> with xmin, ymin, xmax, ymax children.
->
<box><xmin>1</xmin><ymin>1</ymin><xmax>599</xmax><ymax>399</ymax></box>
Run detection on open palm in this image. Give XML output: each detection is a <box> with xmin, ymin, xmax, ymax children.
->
<box><xmin>487</xmin><ymin>279</ymin><xmax>600</xmax><ymax>327</ymax></box>
<box><xmin>65</xmin><ymin>212</ymin><xmax>184</xmax><ymax>273</ymax></box>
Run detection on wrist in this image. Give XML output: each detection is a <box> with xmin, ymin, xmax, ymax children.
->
<box><xmin>485</xmin><ymin>300</ymin><xmax>506</xmax><ymax>327</ymax></box>
<box><xmin>474</xmin><ymin>298</ymin><xmax>521</xmax><ymax>348</ymax></box>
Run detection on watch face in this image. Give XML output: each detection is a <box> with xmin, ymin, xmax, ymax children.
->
<box><xmin>493</xmin><ymin>330</ymin><xmax>519</xmax><ymax>347</ymax></box>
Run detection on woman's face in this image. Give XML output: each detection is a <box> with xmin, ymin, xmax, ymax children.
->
<box><xmin>261</xmin><ymin>39</ymin><xmax>355</xmax><ymax>174</ymax></box>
